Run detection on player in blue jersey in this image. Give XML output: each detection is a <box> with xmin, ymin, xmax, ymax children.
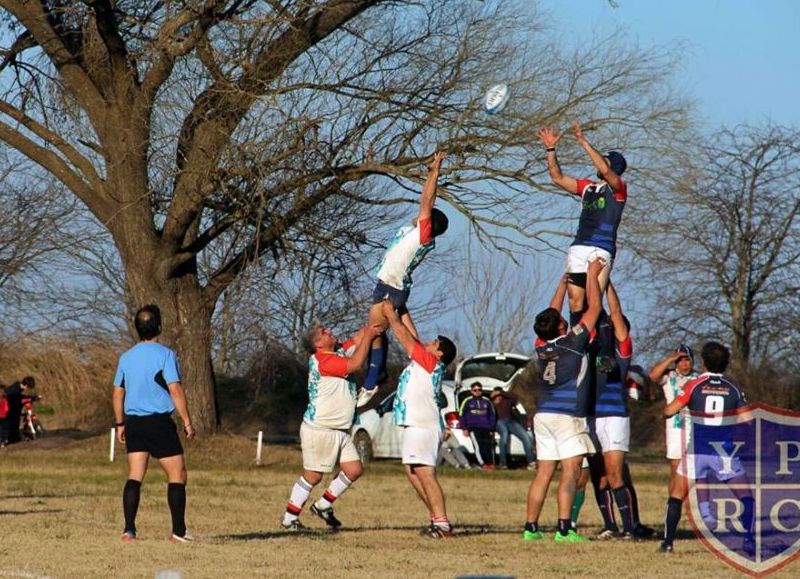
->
<box><xmin>586</xmin><ymin>282</ymin><xmax>653</xmax><ymax>539</ymax></box>
<box><xmin>361</xmin><ymin>152</ymin><xmax>449</xmax><ymax>399</ymax></box>
<box><xmin>659</xmin><ymin>341</ymin><xmax>751</xmax><ymax>553</ymax></box>
<box><xmin>112</xmin><ymin>305</ymin><xmax>195</xmax><ymax>543</ymax></box>
<box><xmin>523</xmin><ymin>258</ymin><xmax>604</xmax><ymax>544</ymax></box>
<box><xmin>537</xmin><ymin>122</ymin><xmax>627</xmax><ymax>326</ymax></box>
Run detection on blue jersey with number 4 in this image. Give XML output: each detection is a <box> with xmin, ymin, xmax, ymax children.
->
<box><xmin>534</xmin><ymin>322</ymin><xmax>591</xmax><ymax>417</ymax></box>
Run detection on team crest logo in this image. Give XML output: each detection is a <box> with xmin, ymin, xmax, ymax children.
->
<box><xmin>684</xmin><ymin>403</ymin><xmax>800</xmax><ymax>577</ymax></box>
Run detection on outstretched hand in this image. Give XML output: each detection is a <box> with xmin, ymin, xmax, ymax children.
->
<box><xmin>572</xmin><ymin>121</ymin><xmax>587</xmax><ymax>146</ymax></box>
<box><xmin>428</xmin><ymin>151</ymin><xmax>446</xmax><ymax>172</ymax></box>
<box><xmin>537</xmin><ymin>126</ymin><xmax>562</xmax><ymax>149</ymax></box>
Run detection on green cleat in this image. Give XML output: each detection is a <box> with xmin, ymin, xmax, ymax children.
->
<box><xmin>523</xmin><ymin>529</ymin><xmax>545</xmax><ymax>541</ymax></box>
<box><xmin>554</xmin><ymin>529</ymin><xmax>588</xmax><ymax>543</ymax></box>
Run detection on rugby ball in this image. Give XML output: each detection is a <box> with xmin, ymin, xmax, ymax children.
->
<box><xmin>484</xmin><ymin>83</ymin><xmax>510</xmax><ymax>114</ymax></box>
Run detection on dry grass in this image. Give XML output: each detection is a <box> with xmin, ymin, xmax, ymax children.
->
<box><xmin>0</xmin><ymin>338</ymin><xmax>122</xmax><ymax>429</ymax></box>
<box><xmin>0</xmin><ymin>435</ymin><xmax>795</xmax><ymax>579</ymax></box>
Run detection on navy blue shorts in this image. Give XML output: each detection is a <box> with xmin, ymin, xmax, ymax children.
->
<box><xmin>372</xmin><ymin>281</ymin><xmax>410</xmax><ymax>313</ymax></box>
<box><xmin>125</xmin><ymin>413</ymin><xmax>183</xmax><ymax>458</ymax></box>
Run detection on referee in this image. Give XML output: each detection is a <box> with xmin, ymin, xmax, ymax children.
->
<box><xmin>112</xmin><ymin>304</ymin><xmax>195</xmax><ymax>543</ymax></box>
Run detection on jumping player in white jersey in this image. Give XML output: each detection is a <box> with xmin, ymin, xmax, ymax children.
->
<box><xmin>281</xmin><ymin>322</ymin><xmax>382</xmax><ymax>532</ymax></box>
<box><xmin>383</xmin><ymin>300</ymin><xmax>457</xmax><ymax>538</ymax></box>
<box><xmin>362</xmin><ymin>152</ymin><xmax>449</xmax><ymax>396</ymax></box>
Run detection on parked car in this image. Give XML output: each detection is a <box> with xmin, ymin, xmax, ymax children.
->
<box><xmin>351</xmin><ymin>352</ymin><xmax>534</xmax><ymax>462</ymax></box>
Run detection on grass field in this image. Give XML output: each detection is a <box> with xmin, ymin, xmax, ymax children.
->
<box><xmin>0</xmin><ymin>433</ymin><xmax>793</xmax><ymax>578</ymax></box>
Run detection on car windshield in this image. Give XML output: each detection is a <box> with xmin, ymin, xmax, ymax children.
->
<box><xmin>460</xmin><ymin>356</ymin><xmax>528</xmax><ymax>383</ymax></box>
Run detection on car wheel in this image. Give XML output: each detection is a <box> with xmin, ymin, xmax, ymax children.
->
<box><xmin>353</xmin><ymin>430</ymin><xmax>373</xmax><ymax>463</ymax></box>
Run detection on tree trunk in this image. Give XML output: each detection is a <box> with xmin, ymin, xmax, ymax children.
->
<box><xmin>116</xmin><ymin>239</ymin><xmax>218</xmax><ymax>435</ymax></box>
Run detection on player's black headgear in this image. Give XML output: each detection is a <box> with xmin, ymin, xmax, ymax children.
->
<box><xmin>606</xmin><ymin>151</ymin><xmax>627</xmax><ymax>176</ymax></box>
<box><xmin>676</xmin><ymin>343</ymin><xmax>695</xmax><ymax>365</ymax></box>
<box><xmin>431</xmin><ymin>208</ymin><xmax>449</xmax><ymax>237</ymax></box>
<box><xmin>437</xmin><ymin>335</ymin><xmax>457</xmax><ymax>366</ymax></box>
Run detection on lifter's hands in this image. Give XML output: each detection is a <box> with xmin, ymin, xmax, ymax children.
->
<box><xmin>587</xmin><ymin>257</ymin><xmax>607</xmax><ymax>276</ymax></box>
<box><xmin>381</xmin><ymin>299</ymin><xmax>399</xmax><ymax>322</ymax></box>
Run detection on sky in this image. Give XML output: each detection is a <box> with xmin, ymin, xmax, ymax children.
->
<box><xmin>430</xmin><ymin>0</ymin><xmax>800</xmax><ymax>357</ymax></box>
<box><xmin>543</xmin><ymin>0</ymin><xmax>800</xmax><ymax>127</ymax></box>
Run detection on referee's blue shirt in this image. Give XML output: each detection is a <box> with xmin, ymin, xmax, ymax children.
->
<box><xmin>113</xmin><ymin>342</ymin><xmax>181</xmax><ymax>416</ymax></box>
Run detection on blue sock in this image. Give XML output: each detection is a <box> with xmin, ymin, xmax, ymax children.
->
<box><xmin>364</xmin><ymin>345</ymin><xmax>386</xmax><ymax>390</ymax></box>
<box><xmin>569</xmin><ymin>310</ymin><xmax>583</xmax><ymax>327</ymax></box>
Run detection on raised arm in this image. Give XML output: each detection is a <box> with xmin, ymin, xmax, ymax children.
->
<box><xmin>578</xmin><ymin>259</ymin><xmax>605</xmax><ymax>332</ymax></box>
<box><xmin>537</xmin><ymin>126</ymin><xmax>578</xmax><ymax>194</ymax></box>
<box><xmin>418</xmin><ymin>151</ymin><xmax>446</xmax><ymax>222</ymax></box>
<box><xmin>606</xmin><ymin>282</ymin><xmax>628</xmax><ymax>342</ymax></box>
<box><xmin>573</xmin><ymin>122</ymin><xmax>623</xmax><ymax>192</ymax></box>
<box><xmin>648</xmin><ymin>351</ymin><xmax>683</xmax><ymax>383</ymax></box>
<box><xmin>382</xmin><ymin>300</ymin><xmax>419</xmax><ymax>357</ymax></box>
<box><xmin>549</xmin><ymin>272</ymin><xmax>569</xmax><ymax>311</ymax></box>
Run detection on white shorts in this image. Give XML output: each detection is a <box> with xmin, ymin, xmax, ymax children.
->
<box><xmin>678</xmin><ymin>454</ymin><xmax>746</xmax><ymax>481</ymax></box>
<box><xmin>666</xmin><ymin>423</ymin><xmax>684</xmax><ymax>460</ymax></box>
<box><xmin>534</xmin><ymin>413</ymin><xmax>595</xmax><ymax>461</ymax></box>
<box><xmin>594</xmin><ymin>416</ymin><xmax>630</xmax><ymax>453</ymax></box>
<box><xmin>402</xmin><ymin>426</ymin><xmax>441</xmax><ymax>466</ymax></box>
<box><xmin>300</xmin><ymin>422</ymin><xmax>360</xmax><ymax>473</ymax></box>
<box><xmin>567</xmin><ymin>245</ymin><xmax>613</xmax><ymax>274</ymax></box>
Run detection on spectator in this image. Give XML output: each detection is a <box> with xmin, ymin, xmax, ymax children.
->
<box><xmin>4</xmin><ymin>381</ymin><xmax>23</xmax><ymax>444</ymax></box>
<box><xmin>438</xmin><ymin>427</ymin><xmax>473</xmax><ymax>469</ymax></box>
<box><xmin>490</xmin><ymin>387</ymin><xmax>536</xmax><ymax>470</ymax></box>
<box><xmin>0</xmin><ymin>387</ymin><xmax>9</xmax><ymax>446</ymax></box>
<box><xmin>459</xmin><ymin>382</ymin><xmax>496</xmax><ymax>470</ymax></box>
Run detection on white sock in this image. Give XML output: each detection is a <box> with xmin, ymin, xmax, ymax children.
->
<box><xmin>315</xmin><ymin>472</ymin><xmax>352</xmax><ymax>510</ymax></box>
<box><xmin>283</xmin><ymin>477</ymin><xmax>314</xmax><ymax>524</ymax></box>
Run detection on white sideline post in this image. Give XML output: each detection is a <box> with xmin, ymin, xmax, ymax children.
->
<box><xmin>110</xmin><ymin>428</ymin><xmax>116</xmax><ymax>462</ymax></box>
<box><xmin>256</xmin><ymin>431</ymin><xmax>263</xmax><ymax>466</ymax></box>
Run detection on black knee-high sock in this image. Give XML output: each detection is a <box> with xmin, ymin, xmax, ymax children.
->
<box><xmin>623</xmin><ymin>463</ymin><xmax>641</xmax><ymax>524</ymax></box>
<box><xmin>612</xmin><ymin>486</ymin><xmax>635</xmax><ymax>533</ymax></box>
<box><xmin>594</xmin><ymin>486</ymin><xmax>618</xmax><ymax>531</ymax></box>
<box><xmin>123</xmin><ymin>479</ymin><xmax>142</xmax><ymax>533</ymax></box>
<box><xmin>664</xmin><ymin>497</ymin><xmax>682</xmax><ymax>545</ymax></box>
<box><xmin>167</xmin><ymin>483</ymin><xmax>187</xmax><ymax>537</ymax></box>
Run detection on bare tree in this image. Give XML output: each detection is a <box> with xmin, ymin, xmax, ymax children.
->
<box><xmin>448</xmin><ymin>241</ymin><xmax>541</xmax><ymax>355</ymax></box>
<box><xmin>633</xmin><ymin>124</ymin><xmax>800</xmax><ymax>370</ymax></box>
<box><xmin>0</xmin><ymin>0</ymin><xmax>689</xmax><ymax>432</ymax></box>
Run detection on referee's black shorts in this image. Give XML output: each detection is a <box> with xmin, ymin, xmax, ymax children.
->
<box><xmin>125</xmin><ymin>413</ymin><xmax>183</xmax><ymax>458</ymax></box>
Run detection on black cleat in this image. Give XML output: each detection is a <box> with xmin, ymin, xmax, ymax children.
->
<box><xmin>633</xmin><ymin>524</ymin><xmax>656</xmax><ymax>539</ymax></box>
<box><xmin>659</xmin><ymin>541</ymin><xmax>674</xmax><ymax>553</ymax></box>
<box><xmin>311</xmin><ymin>504</ymin><xmax>342</xmax><ymax>529</ymax></box>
